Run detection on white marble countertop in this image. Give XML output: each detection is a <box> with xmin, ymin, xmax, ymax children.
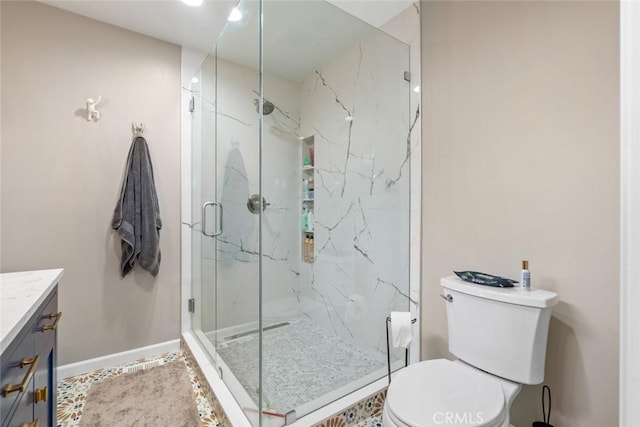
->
<box><xmin>1</xmin><ymin>269</ymin><xmax>64</xmax><ymax>352</ymax></box>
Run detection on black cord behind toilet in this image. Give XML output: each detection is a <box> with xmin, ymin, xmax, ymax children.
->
<box><xmin>532</xmin><ymin>385</ymin><xmax>553</xmax><ymax>427</ymax></box>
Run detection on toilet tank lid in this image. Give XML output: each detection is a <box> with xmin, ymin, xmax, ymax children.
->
<box><xmin>441</xmin><ymin>276</ymin><xmax>558</xmax><ymax>308</ymax></box>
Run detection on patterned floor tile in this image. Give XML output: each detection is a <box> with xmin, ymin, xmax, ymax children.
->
<box><xmin>354</xmin><ymin>418</ymin><xmax>383</xmax><ymax>427</ymax></box>
<box><xmin>56</xmin><ymin>351</ymin><xmax>219</xmax><ymax>427</ymax></box>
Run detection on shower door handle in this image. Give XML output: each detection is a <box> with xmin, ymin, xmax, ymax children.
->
<box><xmin>202</xmin><ymin>202</ymin><xmax>215</xmax><ymax>237</ymax></box>
<box><xmin>202</xmin><ymin>201</ymin><xmax>223</xmax><ymax>237</ymax></box>
<box><xmin>213</xmin><ymin>202</ymin><xmax>223</xmax><ymax>237</ymax></box>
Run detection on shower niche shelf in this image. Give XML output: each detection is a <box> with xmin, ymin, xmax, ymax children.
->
<box><xmin>302</xmin><ymin>136</ymin><xmax>314</xmax><ymax>264</ymax></box>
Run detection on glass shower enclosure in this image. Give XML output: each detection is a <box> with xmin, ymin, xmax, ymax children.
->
<box><xmin>189</xmin><ymin>1</ymin><xmax>412</xmax><ymax>425</ymax></box>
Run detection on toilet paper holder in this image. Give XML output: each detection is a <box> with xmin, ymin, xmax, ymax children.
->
<box><xmin>385</xmin><ymin>316</ymin><xmax>417</xmax><ymax>385</ymax></box>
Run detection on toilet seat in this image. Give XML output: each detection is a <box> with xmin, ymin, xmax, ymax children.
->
<box><xmin>384</xmin><ymin>359</ymin><xmax>506</xmax><ymax>427</ymax></box>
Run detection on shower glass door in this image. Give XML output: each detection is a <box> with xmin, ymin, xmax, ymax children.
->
<box><xmin>189</xmin><ymin>47</ymin><xmax>219</xmax><ymax>358</ymax></box>
<box><xmin>191</xmin><ymin>0</ymin><xmax>264</xmax><ymax>424</ymax></box>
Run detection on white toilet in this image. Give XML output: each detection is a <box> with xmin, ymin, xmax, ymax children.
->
<box><xmin>383</xmin><ymin>275</ymin><xmax>558</xmax><ymax>427</ymax></box>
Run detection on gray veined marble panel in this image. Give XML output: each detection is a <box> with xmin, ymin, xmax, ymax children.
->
<box><xmin>209</xmin><ymin>56</ymin><xmax>302</xmax><ymax>329</ymax></box>
<box><xmin>297</xmin><ymin>25</ymin><xmax>414</xmax><ymax>355</ymax></box>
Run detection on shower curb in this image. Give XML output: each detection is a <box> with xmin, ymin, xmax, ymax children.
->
<box><xmin>182</xmin><ymin>338</ymin><xmax>232</xmax><ymax>426</ymax></box>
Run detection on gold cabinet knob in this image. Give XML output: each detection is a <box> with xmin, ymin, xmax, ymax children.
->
<box><xmin>34</xmin><ymin>387</ymin><xmax>47</xmax><ymax>404</ymax></box>
<box><xmin>21</xmin><ymin>419</ymin><xmax>39</xmax><ymax>427</ymax></box>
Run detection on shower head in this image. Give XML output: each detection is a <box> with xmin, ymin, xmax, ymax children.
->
<box><xmin>254</xmin><ymin>98</ymin><xmax>275</xmax><ymax>116</ymax></box>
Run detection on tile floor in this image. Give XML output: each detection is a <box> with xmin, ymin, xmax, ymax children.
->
<box><xmin>56</xmin><ymin>350</ymin><xmax>383</xmax><ymax>427</ymax></box>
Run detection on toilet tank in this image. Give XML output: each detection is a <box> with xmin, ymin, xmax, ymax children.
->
<box><xmin>441</xmin><ymin>276</ymin><xmax>558</xmax><ymax>385</ymax></box>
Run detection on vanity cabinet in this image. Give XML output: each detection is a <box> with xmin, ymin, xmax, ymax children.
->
<box><xmin>1</xmin><ymin>287</ymin><xmax>59</xmax><ymax>427</ymax></box>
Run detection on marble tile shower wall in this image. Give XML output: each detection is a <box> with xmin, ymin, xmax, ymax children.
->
<box><xmin>191</xmin><ymin>56</ymin><xmax>302</xmax><ymax>331</ymax></box>
<box><xmin>380</xmin><ymin>2</ymin><xmax>422</xmax><ymax>362</ymax></box>
<box><xmin>297</xmin><ymin>30</ymin><xmax>415</xmax><ymax>358</ymax></box>
<box><xmin>381</xmin><ymin>2</ymin><xmax>422</xmax><ymax>292</ymax></box>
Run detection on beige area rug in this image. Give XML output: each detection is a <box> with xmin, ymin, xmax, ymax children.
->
<box><xmin>79</xmin><ymin>360</ymin><xmax>201</xmax><ymax>427</ymax></box>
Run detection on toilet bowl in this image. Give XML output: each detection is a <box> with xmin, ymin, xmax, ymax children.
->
<box><xmin>383</xmin><ymin>359</ymin><xmax>520</xmax><ymax>427</ymax></box>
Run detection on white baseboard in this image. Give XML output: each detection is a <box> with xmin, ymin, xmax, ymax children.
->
<box><xmin>58</xmin><ymin>339</ymin><xmax>181</xmax><ymax>380</ymax></box>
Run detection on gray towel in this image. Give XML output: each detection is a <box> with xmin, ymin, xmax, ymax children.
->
<box><xmin>112</xmin><ymin>136</ymin><xmax>162</xmax><ymax>277</ymax></box>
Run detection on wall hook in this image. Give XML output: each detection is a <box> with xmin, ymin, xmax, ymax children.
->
<box><xmin>86</xmin><ymin>96</ymin><xmax>102</xmax><ymax>121</ymax></box>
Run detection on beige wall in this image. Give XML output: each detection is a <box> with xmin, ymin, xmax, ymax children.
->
<box><xmin>421</xmin><ymin>1</ymin><xmax>619</xmax><ymax>426</ymax></box>
<box><xmin>1</xmin><ymin>1</ymin><xmax>181</xmax><ymax>365</ymax></box>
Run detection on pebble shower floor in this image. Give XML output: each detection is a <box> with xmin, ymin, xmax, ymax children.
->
<box><xmin>56</xmin><ymin>350</ymin><xmax>383</xmax><ymax>427</ymax></box>
<box><xmin>216</xmin><ymin>318</ymin><xmax>387</xmax><ymax>414</ymax></box>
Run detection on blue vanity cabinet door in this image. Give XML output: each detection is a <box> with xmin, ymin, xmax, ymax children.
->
<box><xmin>33</xmin><ymin>290</ymin><xmax>58</xmax><ymax>427</ymax></box>
<box><xmin>32</xmin><ymin>348</ymin><xmax>54</xmax><ymax>427</ymax></box>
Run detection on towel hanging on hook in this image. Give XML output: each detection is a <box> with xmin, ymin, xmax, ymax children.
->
<box><xmin>112</xmin><ymin>128</ymin><xmax>161</xmax><ymax>277</ymax></box>
<box><xmin>132</xmin><ymin>122</ymin><xmax>144</xmax><ymax>137</ymax></box>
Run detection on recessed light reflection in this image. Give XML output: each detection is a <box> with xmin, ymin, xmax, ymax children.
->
<box><xmin>191</xmin><ymin>77</ymin><xmax>199</xmax><ymax>83</ymax></box>
<box><xmin>228</xmin><ymin>7</ymin><xmax>242</xmax><ymax>22</ymax></box>
<box><xmin>182</xmin><ymin>0</ymin><xmax>203</xmax><ymax>7</ymax></box>
<box><xmin>413</xmin><ymin>85</ymin><xmax>420</xmax><ymax>93</ymax></box>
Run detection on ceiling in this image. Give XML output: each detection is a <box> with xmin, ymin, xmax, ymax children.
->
<box><xmin>217</xmin><ymin>0</ymin><xmax>399</xmax><ymax>82</ymax></box>
<box><xmin>42</xmin><ymin>0</ymin><xmax>237</xmax><ymax>54</ymax></box>
<box><xmin>41</xmin><ymin>0</ymin><xmax>414</xmax><ymax>55</ymax></box>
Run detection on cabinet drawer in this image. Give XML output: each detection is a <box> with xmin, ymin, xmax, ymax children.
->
<box><xmin>0</xmin><ymin>331</ymin><xmax>35</xmax><ymax>423</ymax></box>
<box><xmin>34</xmin><ymin>292</ymin><xmax>58</xmax><ymax>356</ymax></box>
<box><xmin>4</xmin><ymin>384</ymin><xmax>36</xmax><ymax>427</ymax></box>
